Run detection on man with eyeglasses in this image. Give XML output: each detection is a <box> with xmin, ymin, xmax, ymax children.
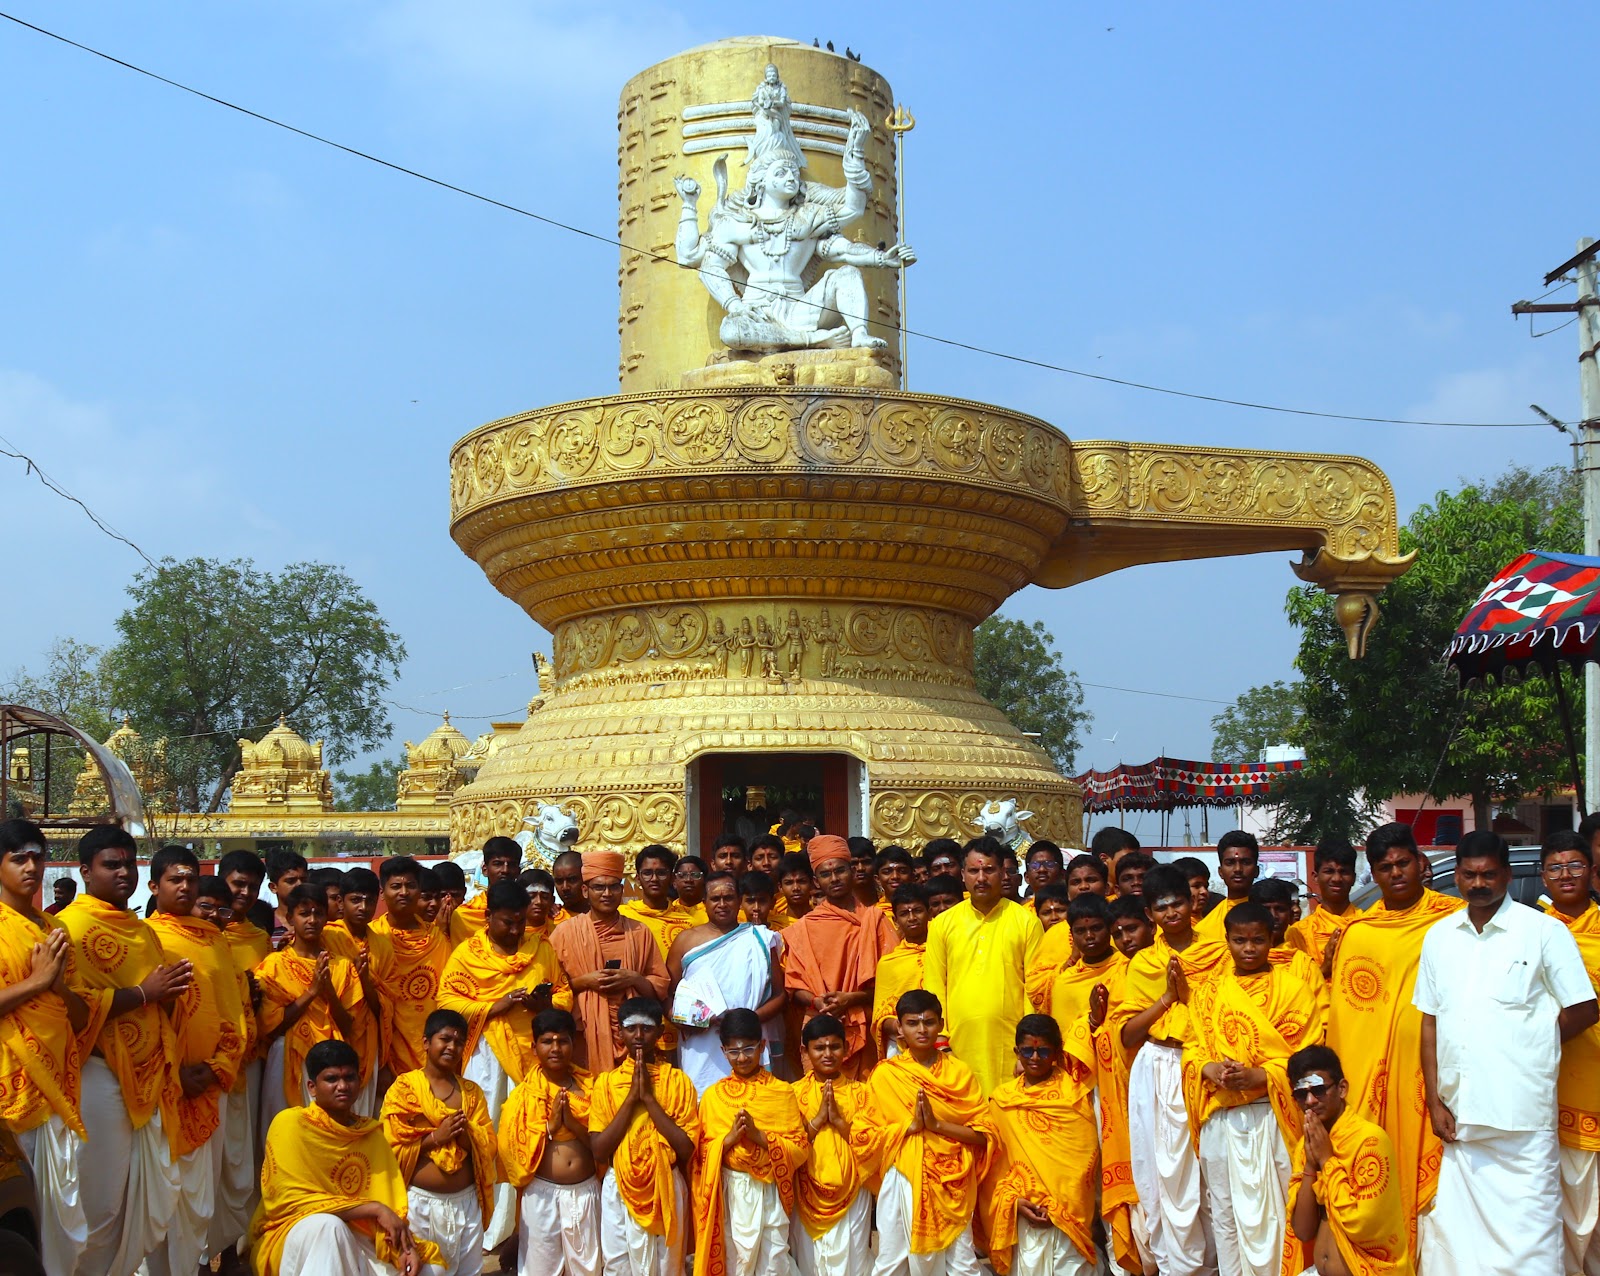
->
<box><xmin>1414</xmin><ymin>828</ymin><xmax>1598</xmax><ymax>1276</ymax></box>
<box><xmin>1538</xmin><ymin>830</ymin><xmax>1600</xmax><ymax>1276</ymax></box>
<box><xmin>551</xmin><ymin>852</ymin><xmax>670</xmax><ymax>1073</ymax></box>
<box><xmin>1285</xmin><ymin>1044</ymin><xmax>1409</xmax><ymax>1276</ymax></box>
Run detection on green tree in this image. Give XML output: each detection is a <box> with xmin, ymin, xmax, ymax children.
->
<box><xmin>973</xmin><ymin>616</ymin><xmax>1091</xmax><ymax>773</ymax></box>
<box><xmin>103</xmin><ymin>558</ymin><xmax>407</xmax><ymax>812</ymax></box>
<box><xmin>333</xmin><ymin>757</ymin><xmax>403</xmax><ymax>812</ymax></box>
<box><xmin>1281</xmin><ymin>471</ymin><xmax>1580</xmax><ymax>834</ymax></box>
<box><xmin>1210</xmin><ymin>680</ymin><xmax>1306</xmax><ymax>763</ymax></box>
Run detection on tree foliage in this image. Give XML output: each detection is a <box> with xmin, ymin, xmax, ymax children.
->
<box><xmin>102</xmin><ymin>558</ymin><xmax>406</xmax><ymax>812</ymax></box>
<box><xmin>333</xmin><ymin>757</ymin><xmax>403</xmax><ymax>812</ymax></box>
<box><xmin>1278</xmin><ymin>467</ymin><xmax>1580</xmax><ymax>835</ymax></box>
<box><xmin>973</xmin><ymin>616</ymin><xmax>1091</xmax><ymax>773</ymax></box>
<box><xmin>1210</xmin><ymin>680</ymin><xmax>1306</xmax><ymax>764</ymax></box>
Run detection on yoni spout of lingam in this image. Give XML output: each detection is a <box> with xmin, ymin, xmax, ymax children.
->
<box><xmin>673</xmin><ymin>63</ymin><xmax>914</xmax><ymax>353</ymax></box>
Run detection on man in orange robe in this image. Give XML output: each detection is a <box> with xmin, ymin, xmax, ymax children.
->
<box><xmin>1325</xmin><ymin>823</ymin><xmax>1462</xmax><ymax>1260</ymax></box>
<box><xmin>145</xmin><ymin>844</ymin><xmax>251</xmax><ymax>1276</ymax></box>
<box><xmin>782</xmin><ymin>835</ymin><xmax>898</xmax><ymax>1080</ymax></box>
<box><xmin>58</xmin><ymin>825</ymin><xmax>193</xmax><ymax>1276</ymax></box>
<box><xmin>550</xmin><ymin>851</ymin><xmax>670</xmax><ymax>1073</ymax></box>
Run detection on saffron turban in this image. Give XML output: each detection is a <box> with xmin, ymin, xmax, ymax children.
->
<box><xmin>581</xmin><ymin>850</ymin><xmax>627</xmax><ymax>883</ymax></box>
<box><xmin>807</xmin><ymin>835</ymin><xmax>850</xmax><ymax>869</ymax></box>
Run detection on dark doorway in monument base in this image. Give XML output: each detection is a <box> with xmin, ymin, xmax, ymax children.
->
<box><xmin>692</xmin><ymin>753</ymin><xmax>854</xmax><ymax>854</ymax></box>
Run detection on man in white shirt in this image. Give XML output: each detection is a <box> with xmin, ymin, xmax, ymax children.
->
<box><xmin>1414</xmin><ymin>829</ymin><xmax>1599</xmax><ymax>1276</ymax></box>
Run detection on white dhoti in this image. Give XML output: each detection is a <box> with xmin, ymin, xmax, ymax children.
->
<box><xmin>790</xmin><ymin>1187</ymin><xmax>869</xmax><ymax>1276</ymax></box>
<box><xmin>599</xmin><ymin>1167</ymin><xmax>687</xmax><ymax>1276</ymax></box>
<box><xmin>676</xmin><ymin>926</ymin><xmax>780</xmax><ymax>1098</ymax></box>
<box><xmin>259</xmin><ymin>1038</ymin><xmax>292</xmax><ymax>1135</ymax></box>
<box><xmin>1197</xmin><ymin>1104</ymin><xmax>1289</xmax><ymax>1276</ymax></box>
<box><xmin>16</xmin><ymin>1112</ymin><xmax>86</xmax><ymax>1276</ymax></box>
<box><xmin>208</xmin><ymin>1081</ymin><xmax>258</xmax><ymax>1261</ymax></box>
<box><xmin>277</xmin><ymin>1212</ymin><xmax>443</xmax><ymax>1276</ymax></box>
<box><xmin>463</xmin><ymin>1035</ymin><xmax>517</xmax><ymax>1251</ymax></box>
<box><xmin>75</xmin><ymin>1056</ymin><xmax>180</xmax><ymax>1276</ymax></box>
<box><xmin>519</xmin><ymin>1176</ymin><xmax>602</xmax><ymax>1276</ymax></box>
<box><xmin>870</xmin><ymin>1166</ymin><xmax>982</xmax><ymax>1276</ymax></box>
<box><xmin>142</xmin><ymin>1126</ymin><xmax>224</xmax><ymax>1276</ymax></box>
<box><xmin>1127</xmin><ymin>1043</ymin><xmax>1215</xmax><ymax>1276</ymax></box>
<box><xmin>1559</xmin><ymin>1144</ymin><xmax>1600</xmax><ymax>1276</ymax></box>
<box><xmin>1012</xmin><ymin>1219</ymin><xmax>1095</xmax><ymax>1276</ymax></box>
<box><xmin>408</xmin><ymin>1183</ymin><xmax>484</xmax><ymax>1276</ymax></box>
<box><xmin>721</xmin><ymin>1168</ymin><xmax>797</xmax><ymax>1276</ymax></box>
<box><xmin>1419</xmin><ymin>1125</ymin><xmax>1562</xmax><ymax>1276</ymax></box>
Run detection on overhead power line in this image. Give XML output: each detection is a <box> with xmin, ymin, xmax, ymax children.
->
<box><xmin>0</xmin><ymin>430</ymin><xmax>156</xmax><ymax>567</ymax></box>
<box><xmin>0</xmin><ymin>11</ymin><xmax>1550</xmax><ymax>432</ymax></box>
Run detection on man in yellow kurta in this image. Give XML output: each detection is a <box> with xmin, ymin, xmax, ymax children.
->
<box><xmin>145</xmin><ymin>844</ymin><xmax>251</xmax><ymax>1276</ymax></box>
<box><xmin>371</xmin><ymin>857</ymin><xmax>451</xmax><ymax>1080</ymax></box>
<box><xmin>691</xmin><ymin>1009</ymin><xmax>810</xmax><ymax>1276</ymax></box>
<box><xmin>251</xmin><ymin>1038</ymin><xmax>439</xmax><ymax>1276</ymax></box>
<box><xmin>1540</xmin><ymin>830</ymin><xmax>1600</xmax><ymax>1276</ymax></box>
<box><xmin>380</xmin><ymin>1008</ymin><xmax>498</xmax><ymax>1276</ymax></box>
<box><xmin>1183</xmin><ymin>901</ymin><xmax>1324</xmax><ymax>1276</ymax></box>
<box><xmin>439</xmin><ymin>878</ymin><xmax>570</xmax><ymax>1253</ymax></box>
<box><xmin>498</xmin><ymin>1007</ymin><xmax>601</xmax><ymax>1276</ymax></box>
<box><xmin>923</xmin><ymin>838</ymin><xmax>1042</xmax><ymax>1095</ymax></box>
<box><xmin>871</xmin><ymin>885</ymin><xmax>929</xmax><ymax>1059</ymax></box>
<box><xmin>1285</xmin><ymin>837</ymin><xmax>1365</xmax><ymax>970</ymax></box>
<box><xmin>58</xmin><ymin>824</ymin><xmax>193</xmax><ymax>1276</ymax></box>
<box><xmin>1192</xmin><ymin>831</ymin><xmax>1260</xmax><ymax>943</ymax></box>
<box><xmin>791</xmin><ymin>1013</ymin><xmax>871</xmax><ymax>1276</ymax></box>
<box><xmin>983</xmin><ymin>1014</ymin><xmax>1100</xmax><ymax>1276</ymax></box>
<box><xmin>1109</xmin><ymin>864</ymin><xmax>1230</xmax><ymax>1276</ymax></box>
<box><xmin>588</xmin><ymin>997</ymin><xmax>700</xmax><ymax>1276</ymax></box>
<box><xmin>1325</xmin><ymin>823</ymin><xmax>1462</xmax><ymax>1261</ymax></box>
<box><xmin>851</xmin><ymin>989</ymin><xmax>993</xmax><ymax>1275</ymax></box>
<box><xmin>0</xmin><ymin>818</ymin><xmax>104</xmax><ymax>1276</ymax></box>
<box><xmin>1286</xmin><ymin>1044</ymin><xmax>1414</xmax><ymax>1276</ymax></box>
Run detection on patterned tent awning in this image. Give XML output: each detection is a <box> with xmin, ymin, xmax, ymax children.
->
<box><xmin>1445</xmin><ymin>550</ymin><xmax>1600</xmax><ymax>684</ymax></box>
<box><xmin>1073</xmin><ymin>756</ymin><xmax>1304</xmax><ymax>814</ymax></box>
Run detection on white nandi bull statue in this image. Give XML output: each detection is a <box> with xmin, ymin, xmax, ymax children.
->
<box><xmin>970</xmin><ymin>798</ymin><xmax>1035</xmax><ymax>854</ymax></box>
<box><xmin>453</xmin><ymin>800</ymin><xmax>580</xmax><ymax>891</ymax></box>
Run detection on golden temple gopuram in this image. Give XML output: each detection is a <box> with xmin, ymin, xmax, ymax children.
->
<box><xmin>436</xmin><ymin>36</ymin><xmax>1412</xmax><ymax>863</ymax></box>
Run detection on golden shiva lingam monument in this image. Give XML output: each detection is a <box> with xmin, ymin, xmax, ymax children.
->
<box><xmin>444</xmin><ymin>37</ymin><xmax>1411</xmax><ymax>863</ymax></box>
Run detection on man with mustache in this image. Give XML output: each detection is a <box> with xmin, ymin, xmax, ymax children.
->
<box><xmin>1414</xmin><ymin>828</ymin><xmax>1598</xmax><ymax>1276</ymax></box>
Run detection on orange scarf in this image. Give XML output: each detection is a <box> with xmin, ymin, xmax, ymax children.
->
<box><xmin>791</xmin><ymin>1074</ymin><xmax>868</xmax><ymax>1239</ymax></box>
<box><xmin>692</xmin><ymin>1072</ymin><xmax>809</xmax><ymax>1276</ymax></box>
<box><xmin>1109</xmin><ymin>930</ymin><xmax>1230</xmax><ymax>1059</ymax></box>
<box><xmin>497</xmin><ymin>1066</ymin><xmax>593</xmax><ymax>1190</ymax></box>
<box><xmin>57</xmin><ymin>894</ymin><xmax>177</xmax><ymax>1128</ymax></box>
<box><xmin>983</xmin><ymin>1067</ymin><xmax>1100</xmax><ymax>1273</ymax></box>
<box><xmin>1292</xmin><ymin>1111</ymin><xmax>1414</xmax><ymax>1276</ymax></box>
<box><xmin>369</xmin><ymin>915</ymin><xmax>449</xmax><ymax>1076</ymax></box>
<box><xmin>783</xmin><ymin>901</ymin><xmax>899</xmax><ymax>1073</ymax></box>
<box><xmin>850</xmin><ymin>1053</ymin><xmax>994</xmax><ymax>1253</ymax></box>
<box><xmin>146</xmin><ymin>911</ymin><xmax>249</xmax><ymax>1156</ymax></box>
<box><xmin>1285</xmin><ymin>903</ymin><xmax>1365</xmax><ymax>967</ymax></box>
<box><xmin>378</xmin><ymin>1068</ymin><xmax>499</xmax><ymax>1221</ymax></box>
<box><xmin>870</xmin><ymin>941</ymin><xmax>926</xmax><ymax>1054</ymax></box>
<box><xmin>255</xmin><ymin>948</ymin><xmax>369</xmax><ymax>1105</ymax></box>
<box><xmin>438</xmin><ymin>931</ymin><xmax>569</xmax><ymax>1083</ymax></box>
<box><xmin>587</xmin><ymin>1058</ymin><xmax>700</xmax><ymax>1237</ymax></box>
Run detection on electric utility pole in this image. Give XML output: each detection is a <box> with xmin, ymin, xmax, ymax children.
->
<box><xmin>1514</xmin><ymin>237</ymin><xmax>1600</xmax><ymax>811</ymax></box>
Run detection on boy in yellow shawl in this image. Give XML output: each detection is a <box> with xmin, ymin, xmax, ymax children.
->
<box><xmin>851</xmin><ymin>989</ymin><xmax>993</xmax><ymax>1276</ymax></box>
<box><xmin>983</xmin><ymin>1014</ymin><xmax>1100</xmax><ymax>1276</ymax></box>
<box><xmin>450</xmin><ymin>837</ymin><xmax>524</xmax><ymax>944</ymax></box>
<box><xmin>588</xmin><ymin>997</ymin><xmax>700</xmax><ymax>1276</ymax></box>
<box><xmin>1284</xmin><ymin>837</ymin><xmax>1364</xmax><ymax>970</ymax></box>
<box><xmin>871</xmin><ymin>885</ymin><xmax>929</xmax><ymax>1060</ymax></box>
<box><xmin>692</xmin><ymin>1008</ymin><xmax>810</xmax><ymax>1276</ymax></box>
<box><xmin>1324</xmin><ymin>823</ymin><xmax>1461</xmax><ymax>1259</ymax></box>
<box><xmin>619</xmin><ymin>845</ymin><xmax>692</xmax><ymax>1058</ymax></box>
<box><xmin>1184</xmin><ymin>901</ymin><xmax>1324</xmax><ymax>1276</ymax></box>
<box><xmin>372</xmin><ymin>857</ymin><xmax>452</xmax><ymax>1082</ymax></box>
<box><xmin>58</xmin><ymin>826</ymin><xmax>193</xmax><ymax>1276</ymax></box>
<box><xmin>790</xmin><ymin>1014</ymin><xmax>871</xmax><ymax>1276</ymax></box>
<box><xmin>497</xmin><ymin>1008</ymin><xmax>602</xmax><ymax>1276</ymax></box>
<box><xmin>252</xmin><ymin>1038</ymin><xmax>439</xmax><ymax>1276</ymax></box>
<box><xmin>1541</xmin><ymin>831</ymin><xmax>1600</xmax><ymax>1275</ymax></box>
<box><xmin>1286</xmin><ymin>1044</ymin><xmax>1414</xmax><ymax>1276</ymax></box>
<box><xmin>380</xmin><ymin>1008</ymin><xmax>498</xmax><ymax>1276</ymax></box>
<box><xmin>145</xmin><ymin>844</ymin><xmax>251</xmax><ymax>1276</ymax></box>
<box><xmin>1110</xmin><ymin>863</ymin><xmax>1230</xmax><ymax>1276</ymax></box>
<box><xmin>439</xmin><ymin>878</ymin><xmax>570</xmax><ymax>1253</ymax></box>
<box><xmin>256</xmin><ymin>884</ymin><xmax>368</xmax><ymax>1121</ymax></box>
<box><xmin>1192</xmin><ymin>832</ymin><xmax>1260</xmax><ymax>943</ymax></box>
<box><xmin>0</xmin><ymin>819</ymin><xmax>104</xmax><ymax>1276</ymax></box>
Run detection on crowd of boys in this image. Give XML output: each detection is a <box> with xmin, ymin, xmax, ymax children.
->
<box><xmin>0</xmin><ymin>813</ymin><xmax>1597</xmax><ymax>1276</ymax></box>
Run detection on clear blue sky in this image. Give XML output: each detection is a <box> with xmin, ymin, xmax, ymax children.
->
<box><xmin>1</xmin><ymin>2</ymin><xmax>1592</xmax><ymax>815</ymax></box>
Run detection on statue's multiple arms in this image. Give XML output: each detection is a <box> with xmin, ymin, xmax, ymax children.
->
<box><xmin>836</xmin><ymin>110</ymin><xmax>872</xmax><ymax>223</ymax></box>
<box><xmin>673</xmin><ymin>176</ymin><xmax>708</xmax><ymax>267</ymax></box>
<box><xmin>817</xmin><ymin>237</ymin><xmax>916</xmax><ymax>270</ymax></box>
